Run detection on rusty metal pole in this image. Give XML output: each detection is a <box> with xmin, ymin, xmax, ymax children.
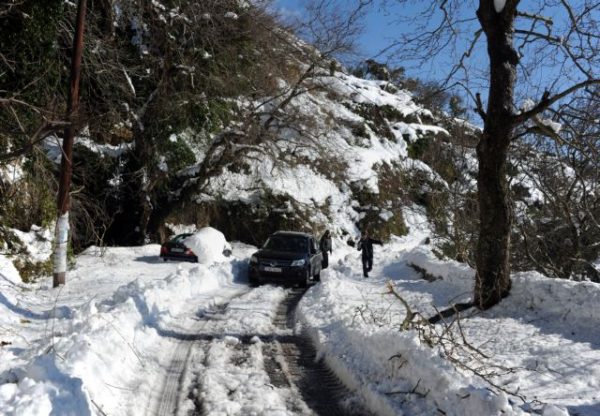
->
<box><xmin>53</xmin><ymin>0</ymin><xmax>87</xmax><ymax>287</ymax></box>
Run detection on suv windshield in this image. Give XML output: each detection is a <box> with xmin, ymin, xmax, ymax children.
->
<box><xmin>263</xmin><ymin>235</ymin><xmax>308</xmax><ymax>253</ymax></box>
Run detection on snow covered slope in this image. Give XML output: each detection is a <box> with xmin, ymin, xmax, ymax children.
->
<box><xmin>175</xmin><ymin>69</ymin><xmax>452</xmax><ymax>244</ymax></box>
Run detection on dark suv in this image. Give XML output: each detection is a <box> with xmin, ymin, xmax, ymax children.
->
<box><xmin>248</xmin><ymin>231</ymin><xmax>323</xmax><ymax>287</ymax></box>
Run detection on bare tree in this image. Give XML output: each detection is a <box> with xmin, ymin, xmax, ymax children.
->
<box><xmin>511</xmin><ymin>88</ymin><xmax>600</xmax><ymax>281</ymax></box>
<box><xmin>152</xmin><ymin>0</ymin><xmax>373</xmax><ymax>238</ymax></box>
<box><xmin>380</xmin><ymin>0</ymin><xmax>600</xmax><ymax>308</ymax></box>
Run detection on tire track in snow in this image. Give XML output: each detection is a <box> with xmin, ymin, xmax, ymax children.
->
<box><xmin>265</xmin><ymin>288</ymin><xmax>372</xmax><ymax>416</ymax></box>
<box><xmin>154</xmin><ymin>303</ymin><xmax>230</xmax><ymax>416</ymax></box>
<box><xmin>156</xmin><ymin>331</ymin><xmax>197</xmax><ymax>416</ymax></box>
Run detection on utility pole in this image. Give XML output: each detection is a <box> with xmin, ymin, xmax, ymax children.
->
<box><xmin>53</xmin><ymin>0</ymin><xmax>87</xmax><ymax>287</ymax></box>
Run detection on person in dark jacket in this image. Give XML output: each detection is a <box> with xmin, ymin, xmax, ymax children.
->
<box><xmin>319</xmin><ymin>230</ymin><xmax>333</xmax><ymax>269</ymax></box>
<box><xmin>357</xmin><ymin>230</ymin><xmax>383</xmax><ymax>277</ymax></box>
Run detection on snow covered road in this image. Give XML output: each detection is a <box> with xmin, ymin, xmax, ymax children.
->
<box><xmin>154</xmin><ymin>284</ymin><xmax>369</xmax><ymax>416</ymax></box>
<box><xmin>0</xmin><ymin>241</ymin><xmax>367</xmax><ymax>415</ymax></box>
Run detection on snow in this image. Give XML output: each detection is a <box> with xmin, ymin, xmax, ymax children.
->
<box><xmin>9</xmin><ymin>225</ymin><xmax>54</xmax><ymax>263</ymax></box>
<box><xmin>0</xmin><ymin>62</ymin><xmax>594</xmax><ymax>415</ymax></box>
<box><xmin>206</xmin><ymin>163</ymin><xmax>339</xmax><ymax>206</ymax></box>
<box><xmin>321</xmin><ymin>73</ymin><xmax>423</xmax><ymax>114</ymax></box>
<box><xmin>521</xmin><ymin>98</ymin><xmax>536</xmax><ymax>112</ymax></box>
<box><xmin>192</xmin><ymin>71</ymin><xmax>450</xmax><ymax>239</ymax></box>
<box><xmin>165</xmin><ymin>222</ymin><xmax>198</xmax><ymax>235</ymax></box>
<box><xmin>184</xmin><ymin>227</ymin><xmax>231</xmax><ymax>263</ymax></box>
<box><xmin>0</xmin><ymin>242</ymin><xmax>256</xmax><ymax>416</ymax></box>
<box><xmin>42</xmin><ymin>134</ymin><xmax>132</xmax><ymax>164</ymax></box>
<box><xmin>0</xmin><ymin>159</ymin><xmax>24</xmax><ymax>184</ymax></box>
<box><xmin>298</xmin><ymin>235</ymin><xmax>600</xmax><ymax>415</ymax></box>
<box><xmin>539</xmin><ymin>117</ymin><xmax>562</xmax><ymax>134</ymax></box>
<box><xmin>2</xmin><ymin>217</ymin><xmax>600</xmax><ymax>415</ymax></box>
<box><xmin>157</xmin><ymin>155</ymin><xmax>168</xmax><ymax>172</ymax></box>
<box><xmin>519</xmin><ymin>98</ymin><xmax>563</xmax><ymax>135</ymax></box>
<box><xmin>494</xmin><ymin>0</ymin><xmax>507</xmax><ymax>13</ymax></box>
<box><xmin>0</xmin><ymin>255</ymin><xmax>21</xmax><ymax>284</ymax></box>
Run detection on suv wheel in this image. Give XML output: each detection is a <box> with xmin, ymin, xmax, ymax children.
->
<box><xmin>301</xmin><ymin>269</ymin><xmax>311</xmax><ymax>288</ymax></box>
<box><xmin>248</xmin><ymin>273</ymin><xmax>259</xmax><ymax>287</ymax></box>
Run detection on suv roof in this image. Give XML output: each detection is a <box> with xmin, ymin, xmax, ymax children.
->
<box><xmin>273</xmin><ymin>231</ymin><xmax>313</xmax><ymax>238</ymax></box>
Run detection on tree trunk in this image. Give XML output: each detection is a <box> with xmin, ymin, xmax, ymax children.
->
<box><xmin>53</xmin><ymin>0</ymin><xmax>87</xmax><ymax>287</ymax></box>
<box><xmin>474</xmin><ymin>0</ymin><xmax>519</xmax><ymax>309</ymax></box>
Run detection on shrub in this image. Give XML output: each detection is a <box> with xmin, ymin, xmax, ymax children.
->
<box><xmin>13</xmin><ymin>258</ymin><xmax>53</xmax><ymax>283</ymax></box>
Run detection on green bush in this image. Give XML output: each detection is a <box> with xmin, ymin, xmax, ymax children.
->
<box><xmin>407</xmin><ymin>137</ymin><xmax>430</xmax><ymax>160</ymax></box>
<box><xmin>351</xmin><ymin>164</ymin><xmax>409</xmax><ymax>240</ymax></box>
<box><xmin>13</xmin><ymin>258</ymin><xmax>53</xmax><ymax>283</ymax></box>
<box><xmin>2</xmin><ymin>159</ymin><xmax>56</xmax><ymax>231</ymax></box>
<box><xmin>162</xmin><ymin>139</ymin><xmax>196</xmax><ymax>173</ymax></box>
<box><xmin>0</xmin><ymin>0</ymin><xmax>64</xmax><ymax>100</ymax></box>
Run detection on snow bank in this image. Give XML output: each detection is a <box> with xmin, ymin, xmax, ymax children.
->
<box><xmin>403</xmin><ymin>245</ymin><xmax>473</xmax><ymax>291</ymax></box>
<box><xmin>0</xmin><ymin>355</ymin><xmax>92</xmax><ymax>416</ymax></box>
<box><xmin>299</xmin><ymin>270</ymin><xmax>519</xmax><ymax>416</ymax></box>
<box><xmin>510</xmin><ymin>271</ymin><xmax>600</xmax><ymax>326</ymax></box>
<box><xmin>0</xmin><ymin>255</ymin><xmax>21</xmax><ymax>284</ymax></box>
<box><xmin>299</xmin><ymin>234</ymin><xmax>600</xmax><ymax>415</ymax></box>
<box><xmin>404</xmin><ymin>245</ymin><xmax>600</xmax><ymax>329</ymax></box>
<box><xmin>0</xmin><ymin>246</ymin><xmax>239</xmax><ymax>416</ymax></box>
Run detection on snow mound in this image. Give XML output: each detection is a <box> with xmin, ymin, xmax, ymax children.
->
<box><xmin>406</xmin><ymin>245</ymin><xmax>600</xmax><ymax>328</ymax></box>
<box><xmin>184</xmin><ymin>227</ymin><xmax>231</xmax><ymax>263</ymax></box>
<box><xmin>0</xmin><ymin>255</ymin><xmax>21</xmax><ymax>284</ymax></box>
<box><xmin>10</xmin><ymin>225</ymin><xmax>54</xmax><ymax>262</ymax></box>
<box><xmin>511</xmin><ymin>271</ymin><xmax>600</xmax><ymax>326</ymax></box>
<box><xmin>0</xmin><ymin>355</ymin><xmax>92</xmax><ymax>416</ymax></box>
<box><xmin>403</xmin><ymin>245</ymin><xmax>473</xmax><ymax>290</ymax></box>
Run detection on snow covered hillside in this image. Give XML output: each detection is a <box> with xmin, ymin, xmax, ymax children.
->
<box><xmin>173</xmin><ymin>68</ymin><xmax>455</xmax><ymax>245</ymax></box>
<box><xmin>1</xmin><ymin>220</ymin><xmax>599</xmax><ymax>415</ymax></box>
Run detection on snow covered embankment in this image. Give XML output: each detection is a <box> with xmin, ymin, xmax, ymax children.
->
<box><xmin>298</xmin><ymin>234</ymin><xmax>600</xmax><ymax>416</ymax></box>
<box><xmin>408</xmin><ymin>247</ymin><xmax>600</xmax><ymax>333</ymax></box>
<box><xmin>0</xmin><ymin>229</ymin><xmax>245</xmax><ymax>416</ymax></box>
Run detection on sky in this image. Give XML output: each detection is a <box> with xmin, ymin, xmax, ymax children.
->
<box><xmin>273</xmin><ymin>0</ymin><xmax>481</xmax><ymax>82</ymax></box>
<box><xmin>272</xmin><ymin>0</ymin><xmax>590</xmax><ymax>105</ymax></box>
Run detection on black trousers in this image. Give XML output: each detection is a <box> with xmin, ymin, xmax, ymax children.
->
<box><xmin>362</xmin><ymin>256</ymin><xmax>372</xmax><ymax>277</ymax></box>
<box><xmin>322</xmin><ymin>252</ymin><xmax>329</xmax><ymax>269</ymax></box>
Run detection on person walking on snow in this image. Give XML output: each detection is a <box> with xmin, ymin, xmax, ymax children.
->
<box><xmin>319</xmin><ymin>229</ymin><xmax>333</xmax><ymax>269</ymax></box>
<box><xmin>357</xmin><ymin>230</ymin><xmax>382</xmax><ymax>278</ymax></box>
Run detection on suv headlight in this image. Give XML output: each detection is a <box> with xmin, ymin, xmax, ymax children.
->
<box><xmin>250</xmin><ymin>255</ymin><xmax>258</xmax><ymax>263</ymax></box>
<box><xmin>291</xmin><ymin>259</ymin><xmax>306</xmax><ymax>267</ymax></box>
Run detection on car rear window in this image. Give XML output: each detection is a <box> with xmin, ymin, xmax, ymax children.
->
<box><xmin>263</xmin><ymin>236</ymin><xmax>308</xmax><ymax>253</ymax></box>
<box><xmin>170</xmin><ymin>234</ymin><xmax>191</xmax><ymax>243</ymax></box>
